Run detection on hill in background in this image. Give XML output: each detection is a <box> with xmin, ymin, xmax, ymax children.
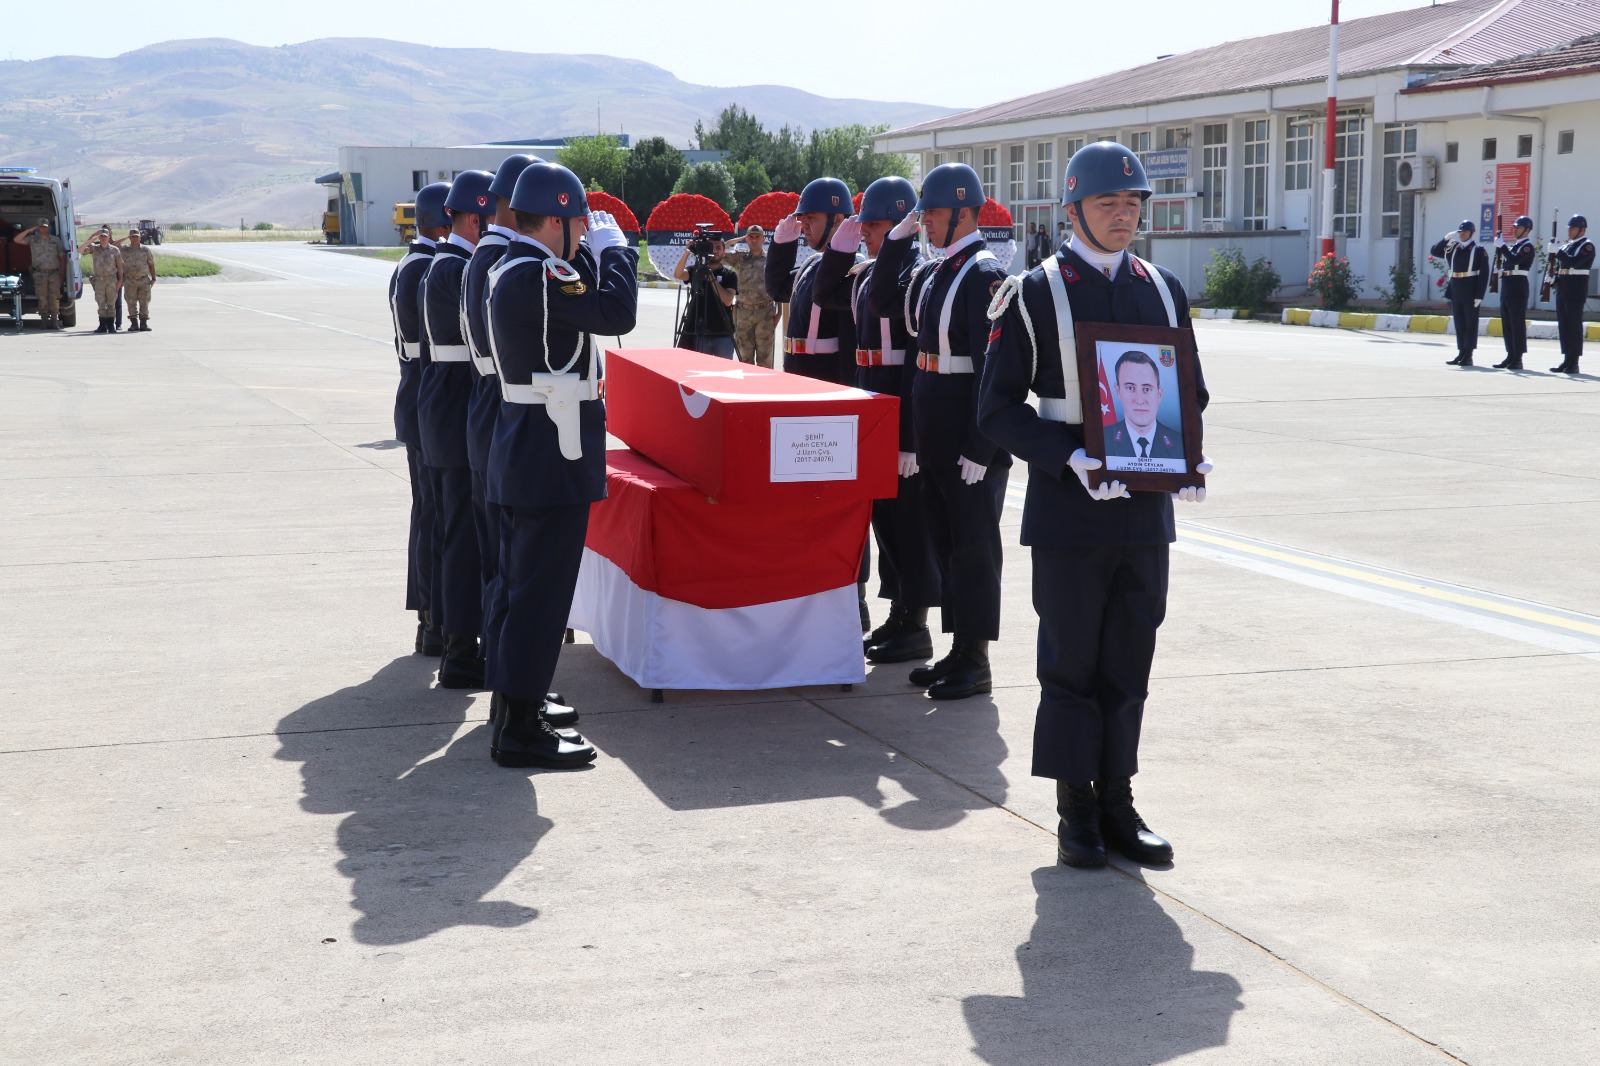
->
<box><xmin>0</xmin><ymin>38</ymin><xmax>955</xmax><ymax>226</ymax></box>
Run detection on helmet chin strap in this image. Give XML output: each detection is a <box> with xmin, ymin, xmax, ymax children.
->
<box><xmin>559</xmin><ymin>217</ymin><xmax>575</xmax><ymax>260</ymax></box>
<box><xmin>815</xmin><ymin>214</ymin><xmax>842</xmax><ymax>251</ymax></box>
<box><xmin>1072</xmin><ymin>204</ymin><xmax>1115</xmax><ymax>254</ymax></box>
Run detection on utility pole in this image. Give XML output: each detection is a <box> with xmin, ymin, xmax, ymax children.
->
<box><xmin>1320</xmin><ymin>0</ymin><xmax>1340</xmax><ymax>260</ymax></box>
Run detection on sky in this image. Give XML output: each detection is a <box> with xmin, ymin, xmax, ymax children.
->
<box><xmin>5</xmin><ymin>0</ymin><xmax>1455</xmax><ymax>110</ymax></box>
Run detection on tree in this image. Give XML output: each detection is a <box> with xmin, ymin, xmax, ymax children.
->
<box><xmin>694</xmin><ymin>105</ymin><xmax>771</xmax><ymax>164</ymax></box>
<box><xmin>672</xmin><ymin>162</ymin><xmax>738</xmax><ymax>217</ymax></box>
<box><xmin>803</xmin><ymin>124</ymin><xmax>911</xmax><ymax>193</ymax></box>
<box><xmin>623</xmin><ymin>136</ymin><xmax>684</xmax><ymax>224</ymax></box>
<box><xmin>559</xmin><ymin>134</ymin><xmax>626</xmax><ymax>194</ymax></box>
<box><xmin>765</xmin><ymin>125</ymin><xmax>806</xmax><ymax>192</ymax></box>
<box><xmin>725</xmin><ymin>160</ymin><xmax>771</xmax><ymax>213</ymax></box>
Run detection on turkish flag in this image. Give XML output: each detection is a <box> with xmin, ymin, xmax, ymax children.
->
<box><xmin>1097</xmin><ymin>360</ymin><xmax>1116</xmax><ymax>426</ymax></box>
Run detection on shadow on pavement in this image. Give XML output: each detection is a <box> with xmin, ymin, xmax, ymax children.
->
<box><xmin>274</xmin><ymin>655</ymin><xmax>550</xmax><ymax>945</ymax></box>
<box><xmin>964</xmin><ymin>867</ymin><xmax>1243</xmax><ymax>1064</ymax></box>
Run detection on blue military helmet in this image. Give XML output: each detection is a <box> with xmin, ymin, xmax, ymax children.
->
<box><xmin>858</xmin><ymin>176</ymin><xmax>917</xmax><ymax>224</ymax></box>
<box><xmin>1061</xmin><ymin>142</ymin><xmax>1152</xmax><ymax>205</ymax></box>
<box><xmin>415</xmin><ymin>181</ymin><xmax>452</xmax><ymax>230</ymax></box>
<box><xmin>1569</xmin><ymin>214</ymin><xmax>1588</xmax><ymax>229</ymax></box>
<box><xmin>1457</xmin><ymin>219</ymin><xmax>1476</xmax><ymax>233</ymax></box>
<box><xmin>489</xmin><ymin>154</ymin><xmax>544</xmax><ymax>201</ymax></box>
<box><xmin>510</xmin><ymin>163</ymin><xmax>588</xmax><ymax>217</ymax></box>
<box><xmin>915</xmin><ymin>163</ymin><xmax>985</xmax><ymax>212</ymax></box>
<box><xmin>797</xmin><ymin>176</ymin><xmax>853</xmax><ymax>217</ymax></box>
<box><xmin>1515</xmin><ymin>215</ymin><xmax>1535</xmax><ymax>229</ymax></box>
<box><xmin>444</xmin><ymin>170</ymin><xmax>496</xmax><ymax>219</ymax></box>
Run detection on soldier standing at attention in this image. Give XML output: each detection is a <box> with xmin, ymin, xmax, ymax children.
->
<box><xmin>119</xmin><ymin>228</ymin><xmax>156</xmax><ymax>332</ymax></box>
<box><xmin>391</xmin><ymin>182</ymin><xmax>450</xmax><ymax>656</ymax></box>
<box><xmin>14</xmin><ymin>217</ymin><xmax>68</xmax><ymax>329</ymax></box>
<box><xmin>1492</xmin><ymin>215</ymin><xmax>1536</xmax><ymax>370</ymax></box>
<box><xmin>766</xmin><ymin>177</ymin><xmax>858</xmax><ymax>385</ymax></box>
<box><xmin>724</xmin><ymin>225</ymin><xmax>778</xmax><ymax>366</ymax></box>
<box><xmin>1549</xmin><ymin>214</ymin><xmax>1594</xmax><ymax>374</ymax></box>
<box><xmin>79</xmin><ymin>228</ymin><xmax>122</xmax><ymax>334</ymax></box>
<box><xmin>418</xmin><ymin>170</ymin><xmax>496</xmax><ymax>690</ymax></box>
<box><xmin>979</xmin><ymin>142</ymin><xmax>1210</xmax><ymax>869</ymax></box>
<box><xmin>483</xmin><ymin>163</ymin><xmax>636</xmax><ymax>768</ymax></box>
<box><xmin>871</xmin><ymin>162</ymin><xmax>1011</xmax><ymax>701</ymax></box>
<box><xmin>1430</xmin><ymin>220</ymin><xmax>1489</xmax><ymax>367</ymax></box>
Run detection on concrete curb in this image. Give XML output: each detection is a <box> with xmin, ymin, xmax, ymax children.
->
<box><xmin>1278</xmin><ymin>306</ymin><xmax>1587</xmax><ymax>340</ymax></box>
<box><xmin>1189</xmin><ymin>308</ymin><xmax>1252</xmax><ymax>320</ymax></box>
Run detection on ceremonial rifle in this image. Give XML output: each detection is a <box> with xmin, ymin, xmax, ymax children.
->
<box><xmin>1489</xmin><ymin>205</ymin><xmax>1502</xmax><ymax>295</ymax></box>
<box><xmin>1540</xmin><ymin>207</ymin><xmax>1559</xmax><ymax>303</ymax></box>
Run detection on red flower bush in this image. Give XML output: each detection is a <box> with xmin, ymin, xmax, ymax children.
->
<box><xmin>585</xmin><ymin>191</ymin><xmax>639</xmax><ymax>234</ymax></box>
<box><xmin>736</xmin><ymin>191</ymin><xmax>800</xmax><ymax>233</ymax></box>
<box><xmin>978</xmin><ymin>200</ymin><xmax>1014</xmax><ymax>227</ymax></box>
<box><xmin>646</xmin><ymin>193</ymin><xmax>734</xmax><ymax>234</ymax></box>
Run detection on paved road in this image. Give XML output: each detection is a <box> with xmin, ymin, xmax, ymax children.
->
<box><xmin>3</xmin><ymin>243</ymin><xmax>1597</xmax><ymax>1065</ymax></box>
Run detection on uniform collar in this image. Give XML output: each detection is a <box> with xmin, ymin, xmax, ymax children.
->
<box><xmin>937</xmin><ymin>230</ymin><xmax>983</xmax><ymax>260</ymax></box>
<box><xmin>415</xmin><ymin>235</ymin><xmax>437</xmax><ymax>249</ymax></box>
<box><xmin>1067</xmin><ymin>235</ymin><xmax>1126</xmax><ymax>279</ymax></box>
<box><xmin>444</xmin><ymin>232</ymin><xmax>476</xmax><ymax>254</ymax></box>
<box><xmin>487</xmin><ymin>224</ymin><xmax>517</xmax><ymax>238</ymax></box>
<box><xmin>511</xmin><ymin>233</ymin><xmax>556</xmax><ymax>258</ymax></box>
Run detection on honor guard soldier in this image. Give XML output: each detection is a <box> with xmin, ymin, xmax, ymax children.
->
<box><xmin>1549</xmin><ymin>214</ymin><xmax>1593</xmax><ymax>374</ymax></box>
<box><xmin>871</xmin><ymin>162</ymin><xmax>1011</xmax><ymax>700</ymax></box>
<box><xmin>978</xmin><ymin>141</ymin><xmax>1211</xmax><ymax>868</ymax></box>
<box><xmin>813</xmin><ymin>176</ymin><xmax>942</xmax><ymax>663</ymax></box>
<box><xmin>418</xmin><ymin>170</ymin><xmax>495</xmax><ymax>688</ymax></box>
<box><xmin>1430</xmin><ymin>220</ymin><xmax>1490</xmax><ymax>366</ymax></box>
<box><xmin>390</xmin><ymin>181</ymin><xmax>449</xmax><ymax>656</ymax></box>
<box><xmin>766</xmin><ymin>176</ymin><xmax>858</xmax><ymax>385</ymax></box>
<box><xmin>1492</xmin><ymin>215</ymin><xmax>1536</xmax><ymax>370</ymax></box>
<box><xmin>483</xmin><ymin>162</ymin><xmax>636</xmax><ymax>768</ymax></box>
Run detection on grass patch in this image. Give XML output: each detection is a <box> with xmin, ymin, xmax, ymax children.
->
<box><xmin>163</xmin><ymin>229</ymin><xmax>324</xmax><ymax>243</ymax></box>
<box><xmin>332</xmin><ymin>247</ymin><xmax>405</xmax><ymax>261</ymax></box>
<box><xmin>79</xmin><ymin>253</ymin><xmax>222</xmax><ymax>279</ymax></box>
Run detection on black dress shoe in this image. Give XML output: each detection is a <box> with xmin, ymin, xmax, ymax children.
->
<box><xmin>1445</xmin><ymin>354</ymin><xmax>1466</xmax><ymax>365</ymax></box>
<box><xmin>1492</xmin><ymin>357</ymin><xmax>1512</xmax><ymax>368</ymax></box>
<box><xmin>926</xmin><ymin>640</ymin><xmax>992</xmax><ymax>700</ymax></box>
<box><xmin>866</xmin><ymin>605</ymin><xmax>933</xmax><ymax>663</ymax></box>
<box><xmin>491</xmin><ymin>697</ymin><xmax>596</xmax><ymax>768</ymax></box>
<box><xmin>1056</xmin><ymin>781</ymin><xmax>1107</xmax><ymax>868</ymax></box>
<box><xmin>438</xmin><ymin>633</ymin><xmax>486</xmax><ymax>689</ymax></box>
<box><xmin>1096</xmin><ymin>777</ymin><xmax>1173</xmax><ymax>864</ymax></box>
<box><xmin>908</xmin><ymin>646</ymin><xmax>960</xmax><ymax>687</ymax></box>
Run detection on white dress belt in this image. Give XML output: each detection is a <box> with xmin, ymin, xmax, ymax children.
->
<box><xmin>1502</xmin><ymin>269</ymin><xmax>1529</xmax><ymax>277</ymax></box>
<box><xmin>400</xmin><ymin>340</ymin><xmax>421</xmax><ymax>360</ymax></box>
<box><xmin>471</xmin><ymin>353</ymin><xmax>496</xmax><ymax>376</ymax></box>
<box><xmin>1558</xmin><ymin>268</ymin><xmax>1590</xmax><ymax>275</ymax></box>
<box><xmin>431</xmin><ymin>344</ymin><xmax>470</xmax><ymax>362</ymax></box>
<box><xmin>502</xmin><ymin>375</ymin><xmax>602</xmax><ymax>405</ymax></box>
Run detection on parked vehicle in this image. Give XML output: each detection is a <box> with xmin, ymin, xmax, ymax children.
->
<box><xmin>0</xmin><ymin>167</ymin><xmax>83</xmax><ymax>326</ymax></box>
<box><xmin>138</xmin><ymin>219</ymin><xmax>163</xmax><ymax>245</ymax></box>
<box><xmin>393</xmin><ymin>202</ymin><xmax>415</xmax><ymax>245</ymax></box>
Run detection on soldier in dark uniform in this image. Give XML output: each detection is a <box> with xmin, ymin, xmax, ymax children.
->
<box><xmin>390</xmin><ymin>181</ymin><xmax>450</xmax><ymax>656</ymax></box>
<box><xmin>870</xmin><ymin>163</ymin><xmax>1011</xmax><ymax>701</ymax></box>
<box><xmin>417</xmin><ymin>171</ymin><xmax>495</xmax><ymax>688</ymax></box>
<box><xmin>483</xmin><ymin>163</ymin><xmax>636</xmax><ymax>768</ymax></box>
<box><xmin>1430</xmin><ymin>220</ymin><xmax>1490</xmax><ymax>366</ymax></box>
<box><xmin>813</xmin><ymin>176</ymin><xmax>942</xmax><ymax>664</ymax></box>
<box><xmin>766</xmin><ymin>176</ymin><xmax>858</xmax><ymax>386</ymax></box>
<box><xmin>978</xmin><ymin>142</ymin><xmax>1210</xmax><ymax>868</ymax></box>
<box><xmin>1492</xmin><ymin>215</ymin><xmax>1536</xmax><ymax>370</ymax></box>
<box><xmin>1550</xmin><ymin>214</ymin><xmax>1594</xmax><ymax>374</ymax></box>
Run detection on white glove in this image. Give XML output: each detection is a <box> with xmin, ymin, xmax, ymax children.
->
<box><xmin>1493</xmin><ymin>234</ymin><xmax>1506</xmax><ymax>248</ymax></box>
<box><xmin>1474</xmin><ymin>299</ymin><xmax>1482</xmax><ymax>307</ymax></box>
<box><xmin>586</xmin><ymin>211</ymin><xmax>626</xmax><ymax>254</ymax></box>
<box><xmin>1068</xmin><ymin>448</ymin><xmax>1129</xmax><ymax>501</ymax></box>
<box><xmin>1172</xmin><ymin>454</ymin><xmax>1214</xmax><ymax>504</ymax></box>
<box><xmin>773</xmin><ymin>215</ymin><xmax>803</xmax><ymax>244</ymax></box>
<box><xmin>957</xmin><ymin>456</ymin><xmax>988</xmax><ymax>485</ymax></box>
<box><xmin>830</xmin><ymin>216</ymin><xmax>863</xmax><ymax>254</ymax></box>
<box><xmin>889</xmin><ymin>211</ymin><xmax>921</xmax><ymax>241</ymax></box>
<box><xmin>898</xmin><ymin>452</ymin><xmax>920</xmax><ymax>478</ymax></box>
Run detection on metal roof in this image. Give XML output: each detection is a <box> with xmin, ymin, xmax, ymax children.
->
<box><xmin>1406</xmin><ymin>30</ymin><xmax>1600</xmax><ymax>90</ymax></box>
<box><xmin>884</xmin><ymin>0</ymin><xmax>1600</xmax><ymax>138</ymax></box>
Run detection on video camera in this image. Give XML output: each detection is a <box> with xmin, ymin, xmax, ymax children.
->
<box><xmin>687</xmin><ymin>222</ymin><xmax>721</xmax><ymax>261</ymax></box>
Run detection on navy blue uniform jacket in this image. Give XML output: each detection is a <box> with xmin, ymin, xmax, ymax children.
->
<box><xmin>1553</xmin><ymin>238</ymin><xmax>1597</xmax><ymax>297</ymax></box>
<box><xmin>1429</xmin><ymin>239</ymin><xmax>1490</xmax><ymax>302</ymax></box>
<box><xmin>417</xmin><ymin>240</ymin><xmax>474</xmax><ymax>468</ymax></box>
<box><xmin>389</xmin><ymin>241</ymin><xmax>433</xmax><ymax>447</ymax></box>
<box><xmin>814</xmin><ymin>241</ymin><xmax>919</xmax><ymax>452</ymax></box>
<box><xmin>765</xmin><ymin>239</ymin><xmax>857</xmax><ymax>385</ymax></box>
<box><xmin>462</xmin><ymin>231</ymin><xmax>509</xmax><ymax>474</ymax></box>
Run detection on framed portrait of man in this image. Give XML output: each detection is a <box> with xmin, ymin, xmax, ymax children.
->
<box><xmin>1074</xmin><ymin>322</ymin><xmax>1205</xmax><ymax>494</ymax></box>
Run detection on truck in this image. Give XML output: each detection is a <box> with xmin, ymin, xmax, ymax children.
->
<box><xmin>0</xmin><ymin>167</ymin><xmax>83</xmax><ymax>327</ymax></box>
<box><xmin>393</xmin><ymin>202</ymin><xmax>416</xmax><ymax>245</ymax></box>
<box><xmin>137</xmin><ymin>219</ymin><xmax>162</xmax><ymax>245</ymax></box>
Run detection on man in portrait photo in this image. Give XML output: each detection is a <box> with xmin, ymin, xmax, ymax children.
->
<box><xmin>1103</xmin><ymin>348</ymin><xmax>1185</xmax><ymax>473</ymax></box>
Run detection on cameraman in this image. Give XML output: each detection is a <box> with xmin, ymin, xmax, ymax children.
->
<box><xmin>673</xmin><ymin>234</ymin><xmax>738</xmax><ymax>359</ymax></box>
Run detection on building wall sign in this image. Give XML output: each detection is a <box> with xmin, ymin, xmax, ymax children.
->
<box><xmin>1144</xmin><ymin>149</ymin><xmax>1190</xmax><ymax>181</ymax></box>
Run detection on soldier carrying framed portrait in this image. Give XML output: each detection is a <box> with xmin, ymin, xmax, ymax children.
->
<box><xmin>1074</xmin><ymin>321</ymin><xmax>1205</xmax><ymax>494</ymax></box>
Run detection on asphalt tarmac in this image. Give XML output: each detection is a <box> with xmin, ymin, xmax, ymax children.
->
<box><xmin>2</xmin><ymin>242</ymin><xmax>1596</xmax><ymax>1065</ymax></box>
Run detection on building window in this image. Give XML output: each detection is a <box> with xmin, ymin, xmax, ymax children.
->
<box><xmin>1284</xmin><ymin>118</ymin><xmax>1312</xmax><ymax>192</ymax></box>
<box><xmin>1153</xmin><ymin>127</ymin><xmax>1188</xmax><ymax>195</ymax></box>
<box><xmin>1065</xmin><ymin>137</ymin><xmax>1086</xmax><ymax>160</ymax></box>
<box><xmin>1201</xmin><ymin>123</ymin><xmax>1228</xmax><ymax>224</ymax></box>
<box><xmin>1008</xmin><ymin>144</ymin><xmax>1026</xmax><ymax>204</ymax></box>
<box><xmin>1445</xmin><ymin>142</ymin><xmax>1459</xmax><ymax>162</ymax></box>
<box><xmin>1482</xmin><ymin>138</ymin><xmax>1497</xmax><ymax>160</ymax></box>
<box><xmin>1241</xmin><ymin>119</ymin><xmax>1269</xmax><ymax>230</ymax></box>
<box><xmin>1381</xmin><ymin>123</ymin><xmax>1418</xmax><ymax>239</ymax></box>
<box><xmin>411</xmin><ymin>169</ymin><xmax>428</xmax><ymax>192</ymax></box>
<box><xmin>980</xmin><ymin>147</ymin><xmax>998</xmax><ymax>200</ymax></box>
<box><xmin>1034</xmin><ymin>142</ymin><xmax>1054</xmax><ymax>200</ymax></box>
<box><xmin>1558</xmin><ymin>130</ymin><xmax>1575</xmax><ymax>154</ymax></box>
<box><xmin>1333</xmin><ymin>113</ymin><xmax>1365</xmax><ymax>238</ymax></box>
<box><xmin>1517</xmin><ymin>134</ymin><xmax>1533</xmax><ymax>158</ymax></box>
<box><xmin>930</xmin><ymin>152</ymin><xmax>947</xmax><ymax>169</ymax></box>
<box><xmin>954</xmin><ymin>149</ymin><xmax>972</xmax><ymax>165</ymax></box>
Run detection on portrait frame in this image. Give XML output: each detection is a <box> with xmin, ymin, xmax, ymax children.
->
<box><xmin>1075</xmin><ymin>321</ymin><xmax>1205</xmax><ymax>494</ymax></box>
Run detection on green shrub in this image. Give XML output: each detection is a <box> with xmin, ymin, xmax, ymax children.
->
<box><xmin>1200</xmin><ymin>246</ymin><xmax>1282</xmax><ymax>312</ymax></box>
<box><xmin>251</xmin><ymin>221</ymin><xmax>275</xmax><ymax>231</ymax></box>
<box><xmin>1307</xmin><ymin>253</ymin><xmax>1362</xmax><ymax>311</ymax></box>
<box><xmin>1376</xmin><ymin>256</ymin><xmax>1416</xmax><ymax>314</ymax></box>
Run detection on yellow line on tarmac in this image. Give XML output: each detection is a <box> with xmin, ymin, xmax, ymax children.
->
<box><xmin>1180</xmin><ymin>527</ymin><xmax>1600</xmax><ymax>638</ymax></box>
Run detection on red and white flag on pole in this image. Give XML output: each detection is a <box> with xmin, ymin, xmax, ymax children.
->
<box><xmin>1097</xmin><ymin>360</ymin><xmax>1117</xmax><ymax>426</ymax></box>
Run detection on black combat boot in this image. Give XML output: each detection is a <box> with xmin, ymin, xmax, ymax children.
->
<box><xmin>437</xmin><ymin>633</ymin><xmax>486</xmax><ymax>689</ymax></box>
<box><xmin>1445</xmin><ymin>352</ymin><xmax>1469</xmax><ymax>365</ymax></box>
<box><xmin>866</xmin><ymin>606</ymin><xmax>934</xmax><ymax>664</ymax></box>
<box><xmin>94</xmin><ymin>317</ymin><xmax>109</xmax><ymax>334</ymax></box>
<box><xmin>491</xmin><ymin>696</ymin><xmax>597</xmax><ymax>769</ymax></box>
<box><xmin>1096</xmin><ymin>777</ymin><xmax>1173</xmax><ymax>864</ymax></box>
<box><xmin>863</xmin><ymin>604</ymin><xmax>902</xmax><ymax>652</ymax></box>
<box><xmin>414</xmin><ymin>611</ymin><xmax>444</xmax><ymax>656</ymax></box>
<box><xmin>859</xmin><ymin>583</ymin><xmax>872</xmax><ymax>634</ymax></box>
<box><xmin>141</xmin><ymin>318</ymin><xmax>151</xmax><ymax>332</ymax></box>
<box><xmin>488</xmin><ymin>692</ymin><xmax>577</xmax><ymax>728</ymax></box>
<box><xmin>908</xmin><ymin>644</ymin><xmax>961</xmax><ymax>687</ymax></box>
<box><xmin>1492</xmin><ymin>354</ymin><xmax>1514</xmax><ymax>368</ymax></box>
<box><xmin>1056</xmin><ymin>781</ymin><xmax>1107</xmax><ymax>868</ymax></box>
<box><xmin>926</xmin><ymin>639</ymin><xmax>992</xmax><ymax>700</ymax></box>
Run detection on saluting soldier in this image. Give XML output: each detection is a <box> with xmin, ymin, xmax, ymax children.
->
<box><xmin>871</xmin><ymin>162</ymin><xmax>1011</xmax><ymax>701</ymax></box>
<box><xmin>78</xmin><ymin>228</ymin><xmax>122</xmax><ymax>334</ymax></box>
<box><xmin>390</xmin><ymin>181</ymin><xmax>449</xmax><ymax>656</ymax></box>
<box><xmin>1549</xmin><ymin>214</ymin><xmax>1594</xmax><ymax>374</ymax></box>
<box><xmin>1430</xmin><ymin>220</ymin><xmax>1489</xmax><ymax>366</ymax></box>
<box><xmin>119</xmin><ymin>228</ymin><xmax>157</xmax><ymax>332</ymax></box>
<box><xmin>766</xmin><ymin>176</ymin><xmax>858</xmax><ymax>385</ymax></box>
<box><xmin>1492</xmin><ymin>215</ymin><xmax>1536</xmax><ymax>370</ymax></box>
<box><xmin>813</xmin><ymin>176</ymin><xmax>942</xmax><ymax>664</ymax></box>
<box><xmin>14</xmin><ymin>217</ymin><xmax>68</xmax><ymax>329</ymax></box>
<box><xmin>724</xmin><ymin>225</ymin><xmax>778</xmax><ymax>367</ymax></box>
<box><xmin>979</xmin><ymin>142</ymin><xmax>1210</xmax><ymax>869</ymax></box>
<box><xmin>483</xmin><ymin>162</ymin><xmax>636</xmax><ymax>768</ymax></box>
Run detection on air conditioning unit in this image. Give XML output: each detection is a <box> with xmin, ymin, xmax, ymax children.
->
<box><xmin>1396</xmin><ymin>156</ymin><xmax>1438</xmax><ymax>192</ymax></box>
<box><xmin>1199</xmin><ymin>220</ymin><xmax>1225</xmax><ymax>232</ymax></box>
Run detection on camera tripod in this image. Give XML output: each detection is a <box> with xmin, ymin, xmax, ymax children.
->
<box><xmin>673</xmin><ymin>252</ymin><xmax>737</xmax><ymax>358</ymax></box>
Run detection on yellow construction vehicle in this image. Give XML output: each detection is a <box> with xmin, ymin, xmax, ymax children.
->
<box><xmin>322</xmin><ymin>210</ymin><xmax>340</xmax><ymax>244</ymax></box>
<box><xmin>393</xmin><ymin>202</ymin><xmax>416</xmax><ymax>244</ymax></box>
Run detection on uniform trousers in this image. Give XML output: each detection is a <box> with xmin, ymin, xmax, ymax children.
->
<box><xmin>427</xmin><ymin>464</ymin><xmax>482</xmax><ymax>638</ymax></box>
<box><xmin>484</xmin><ymin>503</ymin><xmax>588</xmax><ymax>701</ymax></box>
<box><xmin>920</xmin><ymin>460</ymin><xmax>1008</xmax><ymax>640</ymax></box>
<box><xmin>1448</xmin><ymin>293</ymin><xmax>1479</xmax><ymax>354</ymax></box>
<box><xmin>734</xmin><ymin>306</ymin><xmax>776</xmax><ymax>368</ymax></box>
<box><xmin>33</xmin><ymin>268</ymin><xmax>61</xmax><ymax>319</ymax></box>
<box><xmin>93</xmin><ymin>277</ymin><xmax>118</xmax><ymax>318</ymax></box>
<box><xmin>470</xmin><ymin>470</ymin><xmax>501</xmax><ymax>627</ymax></box>
<box><xmin>1557</xmin><ymin>288</ymin><xmax>1586</xmax><ymax>359</ymax></box>
<box><xmin>871</xmin><ymin>471</ymin><xmax>941</xmax><ymax>608</ymax></box>
<box><xmin>125</xmin><ymin>278</ymin><xmax>152</xmax><ymax>320</ymax></box>
<box><xmin>1500</xmin><ymin>279</ymin><xmax>1529</xmax><ymax>356</ymax></box>
<box><xmin>1031</xmin><ymin>544</ymin><xmax>1169</xmax><ymax>783</ymax></box>
<box><xmin>405</xmin><ymin>445</ymin><xmax>435</xmax><ymax>615</ymax></box>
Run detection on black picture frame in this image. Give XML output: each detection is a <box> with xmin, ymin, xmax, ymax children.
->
<box><xmin>1075</xmin><ymin>321</ymin><xmax>1205</xmax><ymax>495</ymax></box>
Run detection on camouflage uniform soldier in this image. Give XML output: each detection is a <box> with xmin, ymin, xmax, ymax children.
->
<box><xmin>79</xmin><ymin>228</ymin><xmax>123</xmax><ymax>333</ymax></box>
<box><xmin>13</xmin><ymin>217</ymin><xmax>68</xmax><ymax>329</ymax></box>
<box><xmin>724</xmin><ymin>225</ymin><xmax>779</xmax><ymax>367</ymax></box>
<box><xmin>120</xmin><ymin>228</ymin><xmax>156</xmax><ymax>332</ymax></box>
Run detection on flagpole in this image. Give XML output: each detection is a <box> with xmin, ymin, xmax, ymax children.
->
<box><xmin>1320</xmin><ymin>0</ymin><xmax>1340</xmax><ymax>259</ymax></box>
